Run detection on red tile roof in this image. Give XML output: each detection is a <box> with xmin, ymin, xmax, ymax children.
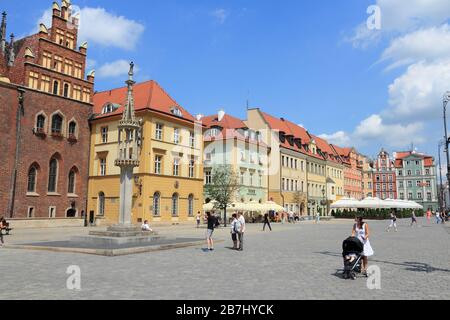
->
<box><xmin>311</xmin><ymin>135</ymin><xmax>341</xmax><ymax>164</ymax></box>
<box><xmin>202</xmin><ymin>114</ymin><xmax>246</xmax><ymax>130</ymax></box>
<box><xmin>394</xmin><ymin>151</ymin><xmax>435</xmax><ymax>168</ymax></box>
<box><xmin>93</xmin><ymin>80</ymin><xmax>195</xmax><ymax>122</ymax></box>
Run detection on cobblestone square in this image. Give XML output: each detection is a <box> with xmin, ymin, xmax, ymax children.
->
<box><xmin>0</xmin><ymin>219</ymin><xmax>449</xmax><ymax>300</ymax></box>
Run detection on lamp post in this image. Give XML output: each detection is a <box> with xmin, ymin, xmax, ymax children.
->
<box><xmin>443</xmin><ymin>91</ymin><xmax>450</xmax><ymax>211</ymax></box>
<box><xmin>438</xmin><ymin>140</ymin><xmax>445</xmax><ymax>213</ymax></box>
<box><xmin>321</xmin><ymin>188</ymin><xmax>327</xmax><ymax>217</ymax></box>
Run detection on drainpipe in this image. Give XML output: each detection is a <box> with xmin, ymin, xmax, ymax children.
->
<box><xmin>8</xmin><ymin>88</ymin><xmax>25</xmax><ymax>218</ymax></box>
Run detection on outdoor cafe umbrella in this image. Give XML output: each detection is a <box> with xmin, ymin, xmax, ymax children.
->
<box><xmin>245</xmin><ymin>200</ymin><xmax>265</xmax><ymax>212</ymax></box>
<box><xmin>330</xmin><ymin>197</ymin><xmax>360</xmax><ymax>209</ymax></box>
<box><xmin>262</xmin><ymin>201</ymin><xmax>285</xmax><ymax>212</ymax></box>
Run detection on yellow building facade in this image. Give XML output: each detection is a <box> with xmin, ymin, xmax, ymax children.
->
<box><xmin>87</xmin><ymin>81</ymin><xmax>204</xmax><ymax>225</ymax></box>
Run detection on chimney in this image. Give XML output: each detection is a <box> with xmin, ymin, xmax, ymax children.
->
<box><xmin>1</xmin><ymin>12</ymin><xmax>6</xmax><ymax>55</ymax></box>
<box><xmin>196</xmin><ymin>114</ymin><xmax>204</xmax><ymax>121</ymax></box>
<box><xmin>7</xmin><ymin>33</ymin><xmax>15</xmax><ymax>66</ymax></box>
<box><xmin>218</xmin><ymin>109</ymin><xmax>225</xmax><ymax>122</ymax></box>
<box><xmin>79</xmin><ymin>41</ymin><xmax>87</xmax><ymax>55</ymax></box>
<box><xmin>61</xmin><ymin>1</ymin><xmax>68</xmax><ymax>20</ymax></box>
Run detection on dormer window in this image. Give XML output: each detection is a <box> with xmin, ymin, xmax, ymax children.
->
<box><xmin>286</xmin><ymin>136</ymin><xmax>294</xmax><ymax>146</ymax></box>
<box><xmin>279</xmin><ymin>132</ymin><xmax>286</xmax><ymax>143</ymax></box>
<box><xmin>171</xmin><ymin>107</ymin><xmax>183</xmax><ymax>117</ymax></box>
<box><xmin>102</xmin><ymin>103</ymin><xmax>119</xmax><ymax>115</ymax></box>
<box><xmin>208</xmin><ymin>128</ymin><xmax>220</xmax><ymax>138</ymax></box>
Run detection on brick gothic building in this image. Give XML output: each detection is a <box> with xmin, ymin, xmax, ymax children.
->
<box><xmin>0</xmin><ymin>1</ymin><xmax>94</xmax><ymax>221</ymax></box>
<box><xmin>373</xmin><ymin>149</ymin><xmax>397</xmax><ymax>200</ymax></box>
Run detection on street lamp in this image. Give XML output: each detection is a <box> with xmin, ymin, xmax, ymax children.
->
<box><xmin>438</xmin><ymin>140</ymin><xmax>446</xmax><ymax>213</ymax></box>
<box><xmin>443</xmin><ymin>91</ymin><xmax>450</xmax><ymax>210</ymax></box>
<box><xmin>321</xmin><ymin>188</ymin><xmax>327</xmax><ymax>217</ymax></box>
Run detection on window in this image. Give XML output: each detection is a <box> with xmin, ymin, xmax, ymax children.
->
<box><xmin>101</xmin><ymin>127</ymin><xmax>108</xmax><ymax>143</ymax></box>
<box><xmin>408</xmin><ymin>181</ymin><xmax>412</xmax><ymax>188</ymax></box>
<box><xmin>66</xmin><ymin>33</ymin><xmax>74</xmax><ymax>49</ymax></box>
<box><xmin>399</xmin><ymin>181</ymin><xmax>404</xmax><ymax>188</ymax></box>
<box><xmin>189</xmin><ymin>159</ymin><xmax>195</xmax><ymax>178</ymax></box>
<box><xmin>53</xmin><ymin>80</ymin><xmax>60</xmax><ymax>95</ymax></box>
<box><xmin>426</xmin><ymin>181</ymin><xmax>431</xmax><ymax>187</ymax></box>
<box><xmin>155</xmin><ymin>155</ymin><xmax>162</xmax><ymax>174</ymax></box>
<box><xmin>241</xmin><ymin>171</ymin><xmax>245</xmax><ymax>185</ymax></box>
<box><xmin>28</xmin><ymin>72</ymin><xmax>39</xmax><ymax>89</ymax></box>
<box><xmin>63</xmin><ymin>83</ymin><xmax>70</xmax><ymax>98</ymax></box>
<box><xmin>28</xmin><ymin>166</ymin><xmax>37</xmax><ymax>193</ymax></box>
<box><xmin>400</xmin><ymin>193</ymin><xmax>404</xmax><ymax>200</ymax></box>
<box><xmin>36</xmin><ymin>115</ymin><xmax>46</xmax><ymax>131</ymax></box>
<box><xmin>49</xmin><ymin>207</ymin><xmax>56</xmax><ymax>218</ymax></box>
<box><xmin>171</xmin><ymin>107</ymin><xmax>183</xmax><ymax>117</ymax></box>
<box><xmin>99</xmin><ymin>158</ymin><xmax>106</xmax><ymax>176</ymax></box>
<box><xmin>190</xmin><ymin>131</ymin><xmax>195</xmax><ymax>148</ymax></box>
<box><xmin>416</xmin><ymin>161</ymin><xmax>420</xmax><ymax>166</ymax></box>
<box><xmin>408</xmin><ymin>193</ymin><xmax>413</xmax><ymax>200</ymax></box>
<box><xmin>416</xmin><ymin>170</ymin><xmax>421</xmax><ymax>176</ymax></box>
<box><xmin>153</xmin><ymin>192</ymin><xmax>160</xmax><ymax>216</ymax></box>
<box><xmin>64</xmin><ymin>59</ymin><xmax>73</xmax><ymax>76</ymax></box>
<box><xmin>28</xmin><ymin>207</ymin><xmax>35</xmax><ymax>218</ymax></box>
<box><xmin>174</xmin><ymin>128</ymin><xmax>180</xmax><ymax>144</ymax></box>
<box><xmin>399</xmin><ymin>170</ymin><xmax>403</xmax><ymax>176</ymax></box>
<box><xmin>188</xmin><ymin>194</ymin><xmax>194</xmax><ymax>217</ymax></box>
<box><xmin>82</xmin><ymin>88</ymin><xmax>91</xmax><ymax>103</ymax></box>
<box><xmin>40</xmin><ymin>75</ymin><xmax>50</xmax><ymax>92</ymax></box>
<box><xmin>416</xmin><ymin>181</ymin><xmax>421</xmax><ymax>187</ymax></box>
<box><xmin>42</xmin><ymin>52</ymin><xmax>52</xmax><ymax>68</ymax></box>
<box><xmin>73</xmin><ymin>85</ymin><xmax>81</xmax><ymax>100</ymax></box>
<box><xmin>48</xmin><ymin>159</ymin><xmax>58</xmax><ymax>193</ymax></box>
<box><xmin>172</xmin><ymin>193</ymin><xmax>179</xmax><ymax>216</ymax></box>
<box><xmin>205</xmin><ymin>171</ymin><xmax>212</xmax><ymax>184</ymax></box>
<box><xmin>425</xmin><ymin>169</ymin><xmax>430</xmax><ymax>175</ymax></box>
<box><xmin>259</xmin><ymin>174</ymin><xmax>263</xmax><ymax>187</ymax></box>
<box><xmin>68</xmin><ymin>122</ymin><xmax>76</xmax><ymax>137</ymax></box>
<box><xmin>56</xmin><ymin>29</ymin><xmax>65</xmax><ymax>46</ymax></box>
<box><xmin>427</xmin><ymin>192</ymin><xmax>432</xmax><ymax>201</ymax></box>
<box><xmin>68</xmin><ymin>170</ymin><xmax>76</xmax><ymax>194</ymax></box>
<box><xmin>74</xmin><ymin>63</ymin><xmax>82</xmax><ymax>78</ymax></box>
<box><xmin>173</xmin><ymin>158</ymin><xmax>180</xmax><ymax>176</ymax></box>
<box><xmin>249</xmin><ymin>173</ymin><xmax>254</xmax><ymax>186</ymax></box>
<box><xmin>417</xmin><ymin>192</ymin><xmax>423</xmax><ymax>200</ymax></box>
<box><xmin>51</xmin><ymin>114</ymin><xmax>63</xmax><ymax>135</ymax></box>
<box><xmin>155</xmin><ymin>123</ymin><xmax>163</xmax><ymax>140</ymax></box>
<box><xmin>407</xmin><ymin>170</ymin><xmax>412</xmax><ymax>176</ymax></box>
<box><xmin>98</xmin><ymin>192</ymin><xmax>105</xmax><ymax>216</ymax></box>
<box><xmin>53</xmin><ymin>55</ymin><xmax>63</xmax><ymax>72</ymax></box>
<box><xmin>282</xmin><ymin>156</ymin><xmax>285</xmax><ymax>167</ymax></box>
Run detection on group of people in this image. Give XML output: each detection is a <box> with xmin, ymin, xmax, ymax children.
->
<box><xmin>204</xmin><ymin>212</ymin><xmax>246</xmax><ymax>251</ymax></box>
<box><xmin>426</xmin><ymin>209</ymin><xmax>447</xmax><ymax>224</ymax></box>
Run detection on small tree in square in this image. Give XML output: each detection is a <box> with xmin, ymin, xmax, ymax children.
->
<box><xmin>204</xmin><ymin>165</ymin><xmax>241</xmax><ymax>227</ymax></box>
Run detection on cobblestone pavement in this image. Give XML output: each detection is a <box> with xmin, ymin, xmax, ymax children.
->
<box><xmin>0</xmin><ymin>219</ymin><xmax>449</xmax><ymax>300</ymax></box>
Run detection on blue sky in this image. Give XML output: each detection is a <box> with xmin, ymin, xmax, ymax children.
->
<box><xmin>3</xmin><ymin>0</ymin><xmax>450</xmax><ymax>160</ymax></box>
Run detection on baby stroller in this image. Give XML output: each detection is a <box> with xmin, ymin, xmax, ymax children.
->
<box><xmin>342</xmin><ymin>237</ymin><xmax>364</xmax><ymax>280</ymax></box>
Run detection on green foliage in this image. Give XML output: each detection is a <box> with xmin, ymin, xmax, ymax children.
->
<box><xmin>204</xmin><ymin>165</ymin><xmax>241</xmax><ymax>211</ymax></box>
<box><xmin>332</xmin><ymin>208</ymin><xmax>425</xmax><ymax>220</ymax></box>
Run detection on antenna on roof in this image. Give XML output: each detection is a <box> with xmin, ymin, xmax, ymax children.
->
<box><xmin>246</xmin><ymin>90</ymin><xmax>250</xmax><ymax>110</ymax></box>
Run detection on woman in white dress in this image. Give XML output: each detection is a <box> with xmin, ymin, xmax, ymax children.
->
<box><xmin>352</xmin><ymin>217</ymin><xmax>374</xmax><ymax>276</ymax></box>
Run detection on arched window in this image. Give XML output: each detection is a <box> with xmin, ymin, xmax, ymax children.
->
<box><xmin>53</xmin><ymin>81</ymin><xmax>59</xmax><ymax>95</ymax></box>
<box><xmin>172</xmin><ymin>193</ymin><xmax>179</xmax><ymax>217</ymax></box>
<box><xmin>51</xmin><ymin>114</ymin><xmax>63</xmax><ymax>135</ymax></box>
<box><xmin>153</xmin><ymin>192</ymin><xmax>161</xmax><ymax>216</ymax></box>
<box><xmin>188</xmin><ymin>194</ymin><xmax>194</xmax><ymax>217</ymax></box>
<box><xmin>68</xmin><ymin>121</ymin><xmax>76</xmax><ymax>137</ymax></box>
<box><xmin>48</xmin><ymin>159</ymin><xmax>58</xmax><ymax>192</ymax></box>
<box><xmin>68</xmin><ymin>169</ymin><xmax>76</xmax><ymax>194</ymax></box>
<box><xmin>98</xmin><ymin>192</ymin><xmax>105</xmax><ymax>216</ymax></box>
<box><xmin>28</xmin><ymin>166</ymin><xmax>37</xmax><ymax>193</ymax></box>
<box><xmin>63</xmin><ymin>83</ymin><xmax>69</xmax><ymax>98</ymax></box>
<box><xmin>36</xmin><ymin>115</ymin><xmax>46</xmax><ymax>130</ymax></box>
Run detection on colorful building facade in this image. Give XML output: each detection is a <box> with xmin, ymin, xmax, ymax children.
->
<box><xmin>0</xmin><ymin>0</ymin><xmax>94</xmax><ymax>223</ymax></box>
<box><xmin>202</xmin><ymin>111</ymin><xmax>269</xmax><ymax>208</ymax></box>
<box><xmin>373</xmin><ymin>149</ymin><xmax>397</xmax><ymax>200</ymax></box>
<box><xmin>87</xmin><ymin>80</ymin><xmax>204</xmax><ymax>225</ymax></box>
<box><xmin>395</xmin><ymin>151</ymin><xmax>438</xmax><ymax>211</ymax></box>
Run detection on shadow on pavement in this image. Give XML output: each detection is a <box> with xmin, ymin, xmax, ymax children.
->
<box><xmin>316</xmin><ymin>251</ymin><xmax>450</xmax><ymax>274</ymax></box>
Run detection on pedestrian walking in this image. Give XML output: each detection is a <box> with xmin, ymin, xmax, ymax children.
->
<box><xmin>205</xmin><ymin>212</ymin><xmax>216</xmax><ymax>251</ymax></box>
<box><xmin>196</xmin><ymin>212</ymin><xmax>201</xmax><ymax>228</ymax></box>
<box><xmin>263</xmin><ymin>213</ymin><xmax>272</xmax><ymax>231</ymax></box>
<box><xmin>315</xmin><ymin>213</ymin><xmax>320</xmax><ymax>224</ymax></box>
<box><xmin>0</xmin><ymin>217</ymin><xmax>5</xmax><ymax>246</ymax></box>
<box><xmin>410</xmin><ymin>211</ymin><xmax>418</xmax><ymax>228</ymax></box>
<box><xmin>351</xmin><ymin>217</ymin><xmax>374</xmax><ymax>277</ymax></box>
<box><xmin>230</xmin><ymin>214</ymin><xmax>240</xmax><ymax>250</ymax></box>
<box><xmin>237</xmin><ymin>212</ymin><xmax>246</xmax><ymax>251</ymax></box>
<box><xmin>435</xmin><ymin>211</ymin><xmax>442</xmax><ymax>224</ymax></box>
<box><xmin>386</xmin><ymin>212</ymin><xmax>398</xmax><ymax>232</ymax></box>
<box><xmin>426</xmin><ymin>209</ymin><xmax>432</xmax><ymax>223</ymax></box>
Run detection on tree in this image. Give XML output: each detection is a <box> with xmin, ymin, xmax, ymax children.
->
<box><xmin>204</xmin><ymin>165</ymin><xmax>241</xmax><ymax>227</ymax></box>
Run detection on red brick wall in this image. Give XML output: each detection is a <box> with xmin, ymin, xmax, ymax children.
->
<box><xmin>0</xmin><ymin>82</ymin><xmax>18</xmax><ymax>217</ymax></box>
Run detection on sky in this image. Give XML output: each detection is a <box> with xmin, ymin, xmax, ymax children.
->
<box><xmin>2</xmin><ymin>0</ymin><xmax>450</xmax><ymax>160</ymax></box>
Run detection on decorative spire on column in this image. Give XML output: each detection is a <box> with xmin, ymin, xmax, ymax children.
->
<box><xmin>1</xmin><ymin>12</ymin><xmax>7</xmax><ymax>55</ymax></box>
<box><xmin>7</xmin><ymin>33</ymin><xmax>15</xmax><ymax>66</ymax></box>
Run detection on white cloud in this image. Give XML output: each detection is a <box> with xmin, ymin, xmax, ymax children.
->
<box><xmin>380</xmin><ymin>24</ymin><xmax>450</xmax><ymax>70</ymax></box>
<box><xmin>319</xmin><ymin>131</ymin><xmax>351</xmax><ymax>146</ymax></box>
<box><xmin>37</xmin><ymin>7</ymin><xmax>145</xmax><ymax>50</ymax></box>
<box><xmin>97</xmin><ymin>60</ymin><xmax>139</xmax><ymax>78</ymax></box>
<box><xmin>384</xmin><ymin>60</ymin><xmax>450</xmax><ymax>121</ymax></box>
<box><xmin>347</xmin><ymin>0</ymin><xmax>450</xmax><ymax>48</ymax></box>
<box><xmin>210</xmin><ymin>8</ymin><xmax>229</xmax><ymax>25</ymax></box>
